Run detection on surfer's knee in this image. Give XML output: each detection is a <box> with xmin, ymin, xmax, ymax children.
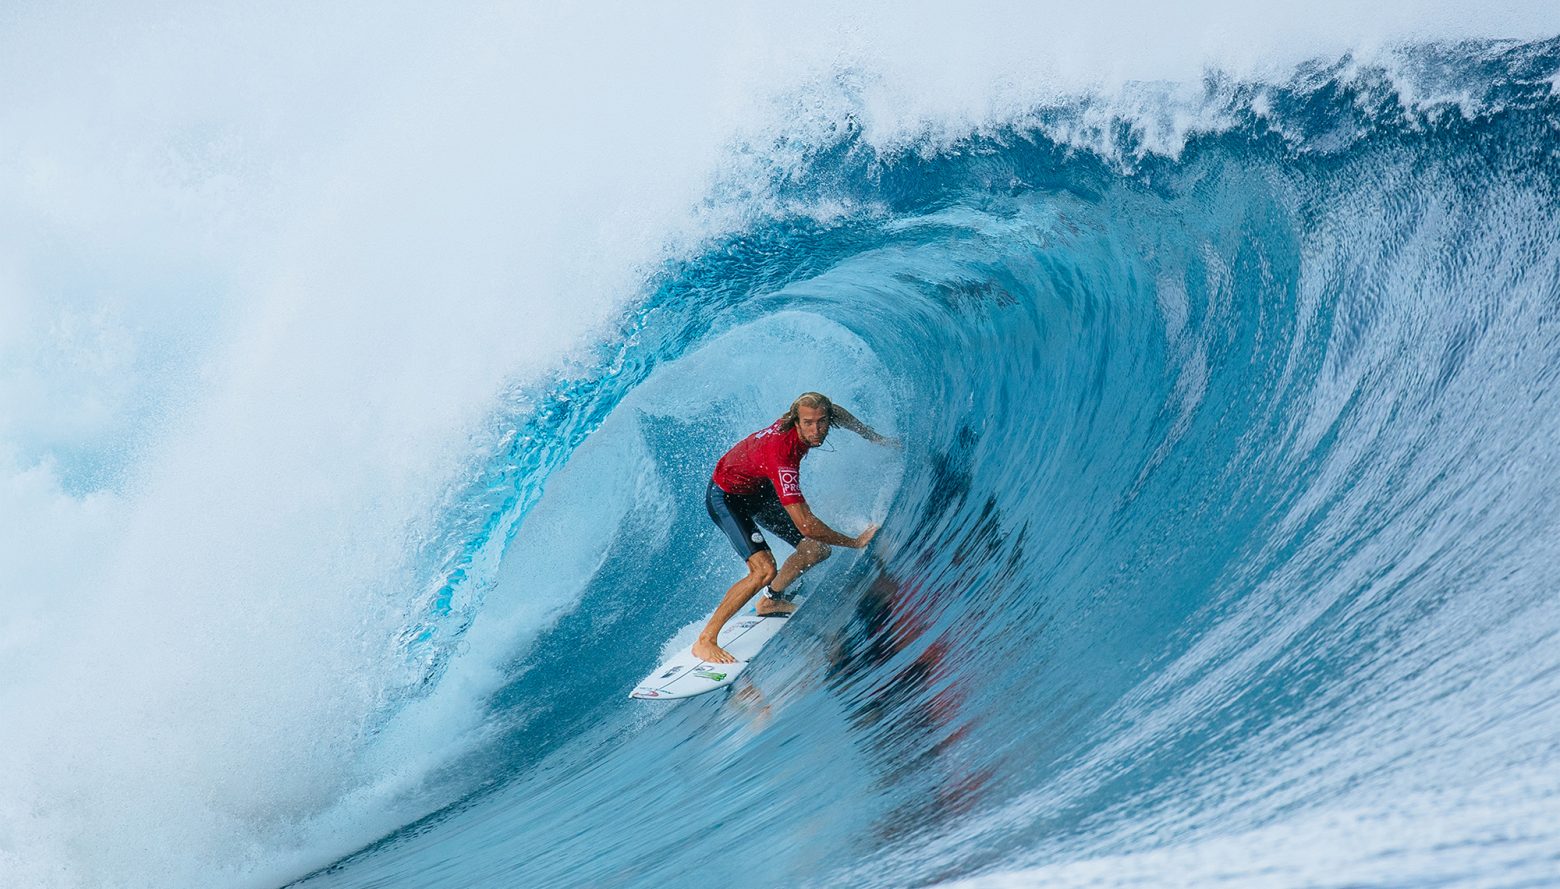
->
<box><xmin>747</xmin><ymin>551</ymin><xmax>777</xmax><ymax>585</ymax></box>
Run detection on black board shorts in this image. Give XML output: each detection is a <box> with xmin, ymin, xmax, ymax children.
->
<box><xmin>706</xmin><ymin>480</ymin><xmax>804</xmax><ymax>559</ymax></box>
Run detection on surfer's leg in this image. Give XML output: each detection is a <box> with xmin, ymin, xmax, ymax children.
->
<box><xmin>706</xmin><ymin>482</ymin><xmax>770</xmax><ymax>559</ymax></box>
<box><xmin>694</xmin><ymin>549</ymin><xmax>777</xmax><ymax>664</ymax></box>
<box><xmin>771</xmin><ymin>538</ymin><xmax>832</xmax><ymax>596</ymax></box>
<box><xmin>749</xmin><ymin>490</ymin><xmax>815</xmax><ymax>607</ymax></box>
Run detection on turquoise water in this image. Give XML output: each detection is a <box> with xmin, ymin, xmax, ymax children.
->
<box><xmin>292</xmin><ymin>38</ymin><xmax>1560</xmax><ymax>888</ymax></box>
<box><xmin>6</xmin><ymin>16</ymin><xmax>1560</xmax><ymax>887</ymax></box>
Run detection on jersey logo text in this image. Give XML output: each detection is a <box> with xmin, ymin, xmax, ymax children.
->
<box><xmin>779</xmin><ymin>468</ymin><xmax>800</xmax><ymax>496</ymax></box>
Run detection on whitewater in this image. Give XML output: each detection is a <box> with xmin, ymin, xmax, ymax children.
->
<box><xmin>3</xmin><ymin>3</ymin><xmax>1560</xmax><ymax>887</ymax></box>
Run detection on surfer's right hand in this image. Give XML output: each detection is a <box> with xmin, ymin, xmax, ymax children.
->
<box><xmin>693</xmin><ymin>637</ymin><xmax>737</xmax><ymax>664</ymax></box>
<box><xmin>855</xmin><ymin>524</ymin><xmax>880</xmax><ymax>548</ymax></box>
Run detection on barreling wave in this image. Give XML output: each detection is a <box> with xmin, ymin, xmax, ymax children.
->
<box><xmin>282</xmin><ymin>36</ymin><xmax>1560</xmax><ymax>889</ymax></box>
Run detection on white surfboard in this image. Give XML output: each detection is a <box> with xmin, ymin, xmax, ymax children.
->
<box><xmin>630</xmin><ymin>598</ymin><xmax>804</xmax><ymax>700</ymax></box>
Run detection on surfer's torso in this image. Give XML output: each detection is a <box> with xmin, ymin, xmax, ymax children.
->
<box><xmin>712</xmin><ymin>420</ymin><xmax>811</xmax><ymax>505</ymax></box>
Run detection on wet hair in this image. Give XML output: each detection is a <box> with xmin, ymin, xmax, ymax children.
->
<box><xmin>778</xmin><ymin>391</ymin><xmax>834</xmax><ymax>432</ymax></box>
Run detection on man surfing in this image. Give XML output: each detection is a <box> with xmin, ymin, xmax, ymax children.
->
<box><xmin>697</xmin><ymin>392</ymin><xmax>894</xmax><ymax>664</ymax></box>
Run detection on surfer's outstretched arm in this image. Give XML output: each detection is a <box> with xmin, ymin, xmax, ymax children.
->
<box><xmin>830</xmin><ymin>404</ymin><xmax>899</xmax><ymax>448</ymax></box>
<box><xmin>784</xmin><ymin>501</ymin><xmax>878</xmax><ymax>548</ymax></box>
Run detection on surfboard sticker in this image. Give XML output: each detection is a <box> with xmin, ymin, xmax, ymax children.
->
<box><xmin>629</xmin><ymin>598</ymin><xmax>803</xmax><ymax>700</ymax></box>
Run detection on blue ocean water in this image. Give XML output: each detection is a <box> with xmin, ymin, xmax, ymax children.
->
<box><xmin>6</xmin><ymin>20</ymin><xmax>1560</xmax><ymax>888</ymax></box>
<box><xmin>274</xmin><ymin>38</ymin><xmax>1560</xmax><ymax>889</ymax></box>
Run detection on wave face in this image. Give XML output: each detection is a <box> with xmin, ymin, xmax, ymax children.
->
<box><xmin>5</xmin><ymin>13</ymin><xmax>1560</xmax><ymax>889</ymax></box>
<box><xmin>278</xmin><ymin>38</ymin><xmax>1560</xmax><ymax>889</ymax></box>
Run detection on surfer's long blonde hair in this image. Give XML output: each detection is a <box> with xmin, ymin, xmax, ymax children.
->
<box><xmin>778</xmin><ymin>391</ymin><xmax>834</xmax><ymax>432</ymax></box>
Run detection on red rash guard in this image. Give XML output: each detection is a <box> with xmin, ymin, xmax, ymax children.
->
<box><xmin>712</xmin><ymin>420</ymin><xmax>811</xmax><ymax>505</ymax></box>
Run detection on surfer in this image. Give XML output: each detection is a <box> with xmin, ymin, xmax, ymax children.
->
<box><xmin>696</xmin><ymin>392</ymin><xmax>894</xmax><ymax>663</ymax></box>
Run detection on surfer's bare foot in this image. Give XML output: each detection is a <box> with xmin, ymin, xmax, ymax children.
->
<box><xmin>693</xmin><ymin>637</ymin><xmax>736</xmax><ymax>663</ymax></box>
<box><xmin>755</xmin><ymin>598</ymin><xmax>797</xmax><ymax>617</ymax></box>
